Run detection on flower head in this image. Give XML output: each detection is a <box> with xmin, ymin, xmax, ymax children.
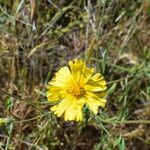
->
<box><xmin>47</xmin><ymin>59</ymin><xmax>107</xmax><ymax>121</ymax></box>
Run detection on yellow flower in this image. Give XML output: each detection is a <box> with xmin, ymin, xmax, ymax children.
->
<box><xmin>47</xmin><ymin>59</ymin><xmax>107</xmax><ymax>121</ymax></box>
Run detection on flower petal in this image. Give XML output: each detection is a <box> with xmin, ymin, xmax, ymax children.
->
<box><xmin>50</xmin><ymin>96</ymin><xmax>72</xmax><ymax>117</ymax></box>
<box><xmin>64</xmin><ymin>106</ymin><xmax>83</xmax><ymax>121</ymax></box>
<box><xmin>84</xmin><ymin>92</ymin><xmax>106</xmax><ymax>114</ymax></box>
<box><xmin>85</xmin><ymin>96</ymin><xmax>106</xmax><ymax>114</ymax></box>
<box><xmin>84</xmin><ymin>84</ymin><xmax>107</xmax><ymax>92</ymax></box>
<box><xmin>51</xmin><ymin>66</ymin><xmax>73</xmax><ymax>87</ymax></box>
<box><xmin>91</xmin><ymin>73</ymin><xmax>103</xmax><ymax>81</ymax></box>
<box><xmin>64</xmin><ymin>96</ymin><xmax>85</xmax><ymax>121</ymax></box>
<box><xmin>50</xmin><ymin>95</ymin><xmax>85</xmax><ymax>121</ymax></box>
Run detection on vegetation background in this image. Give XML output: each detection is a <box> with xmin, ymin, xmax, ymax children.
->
<box><xmin>0</xmin><ymin>0</ymin><xmax>150</xmax><ymax>149</ymax></box>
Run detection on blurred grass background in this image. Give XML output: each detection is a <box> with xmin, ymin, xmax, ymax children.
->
<box><xmin>0</xmin><ymin>0</ymin><xmax>150</xmax><ymax>149</ymax></box>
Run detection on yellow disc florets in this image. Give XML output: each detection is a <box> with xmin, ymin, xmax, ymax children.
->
<box><xmin>68</xmin><ymin>84</ymin><xmax>85</xmax><ymax>96</ymax></box>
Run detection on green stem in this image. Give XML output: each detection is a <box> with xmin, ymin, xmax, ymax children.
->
<box><xmin>107</xmin><ymin>75</ymin><xmax>132</xmax><ymax>84</ymax></box>
<box><xmin>102</xmin><ymin>119</ymin><xmax>150</xmax><ymax>124</ymax></box>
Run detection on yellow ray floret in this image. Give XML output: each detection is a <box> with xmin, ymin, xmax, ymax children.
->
<box><xmin>47</xmin><ymin>59</ymin><xmax>107</xmax><ymax>121</ymax></box>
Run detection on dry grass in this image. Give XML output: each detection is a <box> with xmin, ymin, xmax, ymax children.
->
<box><xmin>0</xmin><ymin>0</ymin><xmax>150</xmax><ymax>149</ymax></box>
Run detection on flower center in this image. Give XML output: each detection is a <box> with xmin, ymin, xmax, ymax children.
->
<box><xmin>68</xmin><ymin>84</ymin><xmax>85</xmax><ymax>96</ymax></box>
